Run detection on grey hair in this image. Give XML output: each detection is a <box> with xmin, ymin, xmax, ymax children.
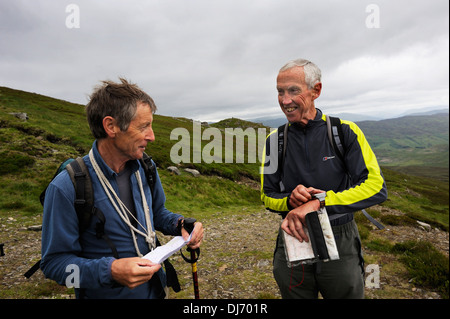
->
<box><xmin>279</xmin><ymin>59</ymin><xmax>322</xmax><ymax>89</ymax></box>
<box><xmin>85</xmin><ymin>78</ymin><xmax>157</xmax><ymax>139</ymax></box>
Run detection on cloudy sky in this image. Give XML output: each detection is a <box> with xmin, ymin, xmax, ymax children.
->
<box><xmin>1</xmin><ymin>0</ymin><xmax>448</xmax><ymax>122</ymax></box>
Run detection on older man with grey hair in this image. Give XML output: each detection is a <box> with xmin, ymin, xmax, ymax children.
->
<box><xmin>261</xmin><ymin>59</ymin><xmax>387</xmax><ymax>299</ymax></box>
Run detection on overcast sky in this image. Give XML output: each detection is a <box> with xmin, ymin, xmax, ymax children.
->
<box><xmin>1</xmin><ymin>0</ymin><xmax>448</xmax><ymax>122</ymax></box>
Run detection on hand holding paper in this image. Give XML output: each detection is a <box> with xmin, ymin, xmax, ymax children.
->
<box><xmin>143</xmin><ymin>230</ymin><xmax>194</xmax><ymax>264</ymax></box>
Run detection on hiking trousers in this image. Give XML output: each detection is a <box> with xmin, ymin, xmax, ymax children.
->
<box><xmin>273</xmin><ymin>219</ymin><xmax>365</xmax><ymax>299</ymax></box>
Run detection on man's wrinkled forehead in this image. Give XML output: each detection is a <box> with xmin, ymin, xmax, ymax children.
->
<box><xmin>277</xmin><ymin>67</ymin><xmax>306</xmax><ymax>87</ymax></box>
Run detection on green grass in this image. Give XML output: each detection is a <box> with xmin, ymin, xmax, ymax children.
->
<box><xmin>362</xmin><ymin>235</ymin><xmax>449</xmax><ymax>298</ymax></box>
<box><xmin>380</xmin><ymin>214</ymin><xmax>418</xmax><ymax>227</ymax></box>
<box><xmin>392</xmin><ymin>240</ymin><xmax>449</xmax><ymax>298</ymax></box>
<box><xmin>381</xmin><ymin>167</ymin><xmax>449</xmax><ymax>230</ymax></box>
<box><xmin>0</xmin><ymin>150</ymin><xmax>35</xmax><ymax>175</ymax></box>
<box><xmin>0</xmin><ymin>279</ymin><xmax>72</xmax><ymax>299</ymax></box>
<box><xmin>160</xmin><ymin>170</ymin><xmax>263</xmax><ymax>220</ymax></box>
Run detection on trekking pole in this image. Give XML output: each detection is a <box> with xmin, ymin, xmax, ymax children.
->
<box><xmin>181</xmin><ymin>218</ymin><xmax>200</xmax><ymax>299</ymax></box>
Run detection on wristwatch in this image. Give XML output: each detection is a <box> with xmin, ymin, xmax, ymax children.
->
<box><xmin>312</xmin><ymin>193</ymin><xmax>326</xmax><ymax>208</ymax></box>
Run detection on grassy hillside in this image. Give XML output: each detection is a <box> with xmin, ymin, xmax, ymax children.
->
<box><xmin>0</xmin><ymin>86</ymin><xmax>265</xmax><ymax>215</ymax></box>
<box><xmin>0</xmin><ymin>86</ymin><xmax>448</xmax><ymax>299</ymax></box>
<box><xmin>378</xmin><ymin>167</ymin><xmax>448</xmax><ymax>231</ymax></box>
<box><xmin>357</xmin><ymin>114</ymin><xmax>449</xmax><ymax>182</ymax></box>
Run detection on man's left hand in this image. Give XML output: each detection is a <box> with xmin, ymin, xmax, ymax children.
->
<box><xmin>281</xmin><ymin>199</ymin><xmax>320</xmax><ymax>242</ymax></box>
<box><xmin>181</xmin><ymin>222</ymin><xmax>204</xmax><ymax>250</ymax></box>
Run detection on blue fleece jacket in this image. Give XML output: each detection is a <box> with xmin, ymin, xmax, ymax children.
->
<box><xmin>40</xmin><ymin>141</ymin><xmax>183</xmax><ymax>298</ymax></box>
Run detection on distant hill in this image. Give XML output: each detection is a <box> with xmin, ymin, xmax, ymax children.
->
<box><xmin>247</xmin><ymin>108</ymin><xmax>449</xmax><ymax>128</ymax></box>
<box><xmin>356</xmin><ymin>113</ymin><xmax>449</xmax><ymax>147</ymax></box>
<box><xmin>244</xmin><ymin>116</ymin><xmax>286</xmax><ymax>128</ymax></box>
<box><xmin>398</xmin><ymin>108</ymin><xmax>449</xmax><ymax>117</ymax></box>
<box><xmin>247</xmin><ymin>113</ymin><xmax>383</xmax><ymax>127</ymax></box>
<box><xmin>209</xmin><ymin>117</ymin><xmax>266</xmax><ymax>130</ymax></box>
<box><xmin>356</xmin><ymin>114</ymin><xmax>449</xmax><ymax>181</ymax></box>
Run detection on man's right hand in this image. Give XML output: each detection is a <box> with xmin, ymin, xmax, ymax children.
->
<box><xmin>289</xmin><ymin>184</ymin><xmax>323</xmax><ymax>208</ymax></box>
<box><xmin>111</xmin><ymin>257</ymin><xmax>161</xmax><ymax>289</ymax></box>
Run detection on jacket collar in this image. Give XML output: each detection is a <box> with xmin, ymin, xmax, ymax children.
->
<box><xmin>290</xmin><ymin>108</ymin><xmax>324</xmax><ymax>129</ymax></box>
<box><xmin>91</xmin><ymin>140</ymin><xmax>140</xmax><ymax>179</ymax></box>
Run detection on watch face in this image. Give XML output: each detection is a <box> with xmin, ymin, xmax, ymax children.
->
<box><xmin>313</xmin><ymin>193</ymin><xmax>326</xmax><ymax>201</ymax></box>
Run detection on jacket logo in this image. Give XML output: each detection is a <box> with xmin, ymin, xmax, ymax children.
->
<box><xmin>323</xmin><ymin>156</ymin><xmax>336</xmax><ymax>161</ymax></box>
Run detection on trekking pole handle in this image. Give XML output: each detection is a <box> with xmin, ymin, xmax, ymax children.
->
<box><xmin>181</xmin><ymin>217</ymin><xmax>200</xmax><ymax>263</ymax></box>
<box><xmin>183</xmin><ymin>217</ymin><xmax>197</xmax><ymax>234</ymax></box>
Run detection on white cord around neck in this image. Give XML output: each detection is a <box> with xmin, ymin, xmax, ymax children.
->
<box><xmin>89</xmin><ymin>149</ymin><xmax>155</xmax><ymax>257</ymax></box>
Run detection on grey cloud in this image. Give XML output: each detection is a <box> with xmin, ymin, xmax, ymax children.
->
<box><xmin>0</xmin><ymin>0</ymin><xmax>448</xmax><ymax>122</ymax></box>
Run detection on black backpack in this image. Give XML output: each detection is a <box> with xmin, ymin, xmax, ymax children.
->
<box><xmin>24</xmin><ymin>153</ymin><xmax>181</xmax><ymax>292</ymax></box>
<box><xmin>277</xmin><ymin>116</ymin><xmax>384</xmax><ymax>229</ymax></box>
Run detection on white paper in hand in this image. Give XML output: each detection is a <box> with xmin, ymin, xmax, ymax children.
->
<box><xmin>142</xmin><ymin>230</ymin><xmax>193</xmax><ymax>264</ymax></box>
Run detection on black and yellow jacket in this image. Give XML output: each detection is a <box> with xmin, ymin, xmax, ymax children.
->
<box><xmin>260</xmin><ymin>109</ymin><xmax>387</xmax><ymax>224</ymax></box>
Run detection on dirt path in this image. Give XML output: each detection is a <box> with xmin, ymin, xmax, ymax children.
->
<box><xmin>0</xmin><ymin>209</ymin><xmax>448</xmax><ymax>299</ymax></box>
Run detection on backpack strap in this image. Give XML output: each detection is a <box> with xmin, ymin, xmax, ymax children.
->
<box><xmin>39</xmin><ymin>158</ymin><xmax>75</xmax><ymax>206</ymax></box>
<box><xmin>66</xmin><ymin>158</ymin><xmax>122</xmax><ymax>256</ymax></box>
<box><xmin>277</xmin><ymin>123</ymin><xmax>289</xmax><ymax>192</ymax></box>
<box><xmin>326</xmin><ymin>115</ymin><xmax>345</xmax><ymax>162</ymax></box>
<box><xmin>325</xmin><ymin>115</ymin><xmax>385</xmax><ymax>230</ymax></box>
<box><xmin>24</xmin><ymin>260</ymin><xmax>41</xmax><ymax>278</ymax></box>
<box><xmin>66</xmin><ymin>157</ymin><xmax>95</xmax><ymax>234</ymax></box>
<box><xmin>361</xmin><ymin>209</ymin><xmax>385</xmax><ymax>230</ymax></box>
<box><xmin>140</xmin><ymin>152</ymin><xmax>156</xmax><ymax>195</ymax></box>
<box><xmin>93</xmin><ymin>207</ymin><xmax>119</xmax><ymax>258</ymax></box>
